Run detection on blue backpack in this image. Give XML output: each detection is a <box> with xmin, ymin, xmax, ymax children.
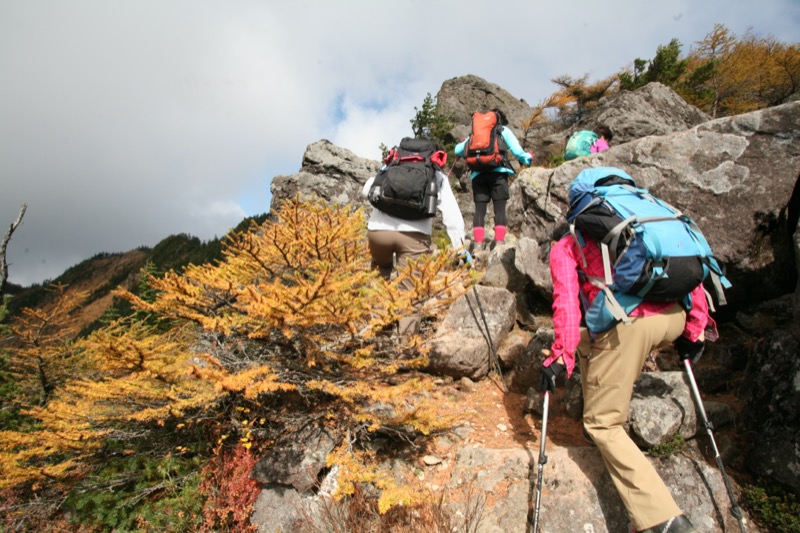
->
<box><xmin>566</xmin><ymin>167</ymin><xmax>731</xmax><ymax>333</ymax></box>
<box><xmin>564</xmin><ymin>130</ymin><xmax>598</xmax><ymax>161</ymax></box>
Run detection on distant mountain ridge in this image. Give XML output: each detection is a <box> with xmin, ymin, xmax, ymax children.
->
<box><xmin>5</xmin><ymin>214</ymin><xmax>268</xmax><ymax>331</ymax></box>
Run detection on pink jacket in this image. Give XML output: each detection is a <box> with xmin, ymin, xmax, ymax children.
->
<box><xmin>545</xmin><ymin>235</ymin><xmax>715</xmax><ymax>376</ymax></box>
<box><xmin>590</xmin><ymin>138</ymin><xmax>610</xmax><ymax>153</ymax></box>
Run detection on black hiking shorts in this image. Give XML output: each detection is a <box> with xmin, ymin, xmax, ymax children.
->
<box><xmin>471</xmin><ymin>171</ymin><xmax>510</xmax><ymax>203</ymax></box>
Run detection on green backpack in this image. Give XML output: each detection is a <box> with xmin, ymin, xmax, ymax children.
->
<box><xmin>564</xmin><ymin>130</ymin><xmax>598</xmax><ymax>161</ymax></box>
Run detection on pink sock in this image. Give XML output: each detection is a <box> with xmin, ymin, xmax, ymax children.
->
<box><xmin>495</xmin><ymin>225</ymin><xmax>506</xmax><ymax>243</ymax></box>
<box><xmin>473</xmin><ymin>226</ymin><xmax>485</xmax><ymax>243</ymax></box>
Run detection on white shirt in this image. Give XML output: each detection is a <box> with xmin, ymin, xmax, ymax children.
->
<box><xmin>361</xmin><ymin>169</ymin><xmax>466</xmax><ymax>250</ymax></box>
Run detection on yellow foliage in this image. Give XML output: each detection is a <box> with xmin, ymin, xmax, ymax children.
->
<box><xmin>2</xmin><ymin>197</ymin><xmax>472</xmax><ymax>495</ymax></box>
<box><xmin>0</xmin><ymin>428</ymin><xmax>99</xmax><ymax>490</ymax></box>
<box><xmin>684</xmin><ymin>24</ymin><xmax>799</xmax><ymax>116</ymax></box>
<box><xmin>9</xmin><ymin>284</ymin><xmax>89</xmax><ymax>405</ymax></box>
<box><xmin>326</xmin><ymin>442</ymin><xmax>428</xmax><ymax>514</ymax></box>
<box><xmin>216</xmin><ymin>364</ymin><xmax>297</xmax><ymax>399</ymax></box>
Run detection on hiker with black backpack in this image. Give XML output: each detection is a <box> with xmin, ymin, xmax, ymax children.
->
<box><xmin>454</xmin><ymin>108</ymin><xmax>532</xmax><ymax>249</ymax></box>
<box><xmin>363</xmin><ymin>137</ymin><xmax>469</xmax><ymax>332</ymax></box>
<box><xmin>536</xmin><ymin>167</ymin><xmax>729</xmax><ymax>533</ymax></box>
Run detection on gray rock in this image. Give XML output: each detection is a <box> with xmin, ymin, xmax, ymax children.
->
<box><xmin>427</xmin><ymin>285</ymin><xmax>516</xmax><ymax>380</ymax></box>
<box><xmin>587</xmin><ymin>82</ymin><xmax>711</xmax><ymax>145</ymax></box>
<box><xmin>437</xmin><ymin>74</ymin><xmax>534</xmax><ymax>143</ymax></box>
<box><xmin>535</xmin><ymin>82</ymin><xmax>710</xmax><ymax>162</ymax></box>
<box><xmin>740</xmin><ymin>329</ymin><xmax>800</xmax><ymax>493</ymax></box>
<box><xmin>250</xmin><ymin>421</ymin><xmax>337</xmax><ymax>493</ymax></box>
<box><xmin>270</xmin><ymin>139</ymin><xmax>380</xmax><ymax>210</ymax></box>
<box><xmin>629</xmin><ymin>372</ymin><xmax>697</xmax><ymax>448</ymax></box>
<box><xmin>445</xmin><ymin>442</ymin><xmax>755</xmax><ymax>532</ymax></box>
<box><xmin>509</xmin><ymin>100</ymin><xmax>800</xmax><ymax>310</ymax></box>
<box><xmin>250</xmin><ymin>485</ymin><xmax>303</xmax><ymax>533</ymax></box>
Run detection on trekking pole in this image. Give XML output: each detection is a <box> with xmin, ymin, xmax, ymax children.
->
<box><xmin>531</xmin><ymin>390</ymin><xmax>550</xmax><ymax>533</ymax></box>
<box><xmin>459</xmin><ymin>238</ymin><xmax>506</xmax><ymax>392</ymax></box>
<box><xmin>683</xmin><ymin>360</ymin><xmax>747</xmax><ymax>533</ymax></box>
<box><xmin>446</xmin><ymin>155</ymin><xmax>460</xmax><ymax>178</ymax></box>
<box><xmin>471</xmin><ymin>284</ymin><xmax>507</xmax><ymax>392</ymax></box>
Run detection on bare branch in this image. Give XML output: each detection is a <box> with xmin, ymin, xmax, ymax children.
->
<box><xmin>1</xmin><ymin>203</ymin><xmax>28</xmax><ymax>297</ymax></box>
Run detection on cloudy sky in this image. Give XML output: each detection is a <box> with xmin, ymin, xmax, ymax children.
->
<box><xmin>2</xmin><ymin>0</ymin><xmax>798</xmax><ymax>286</ymax></box>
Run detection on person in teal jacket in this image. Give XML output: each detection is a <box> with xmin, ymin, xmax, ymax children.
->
<box><xmin>454</xmin><ymin>108</ymin><xmax>532</xmax><ymax>248</ymax></box>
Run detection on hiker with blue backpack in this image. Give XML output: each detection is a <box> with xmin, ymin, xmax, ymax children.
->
<box><xmin>454</xmin><ymin>108</ymin><xmax>533</xmax><ymax>249</ymax></box>
<box><xmin>536</xmin><ymin>167</ymin><xmax>731</xmax><ymax>533</ymax></box>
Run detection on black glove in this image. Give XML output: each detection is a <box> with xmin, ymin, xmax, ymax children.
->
<box><xmin>537</xmin><ymin>362</ymin><xmax>566</xmax><ymax>393</ymax></box>
<box><xmin>675</xmin><ymin>336</ymin><xmax>704</xmax><ymax>365</ymax></box>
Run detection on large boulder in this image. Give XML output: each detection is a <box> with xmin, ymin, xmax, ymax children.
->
<box><xmin>535</xmin><ymin>82</ymin><xmax>711</xmax><ymax>162</ymax></box>
<box><xmin>269</xmin><ymin>139</ymin><xmax>380</xmax><ymax>210</ymax></box>
<box><xmin>427</xmin><ymin>285</ymin><xmax>517</xmax><ymax>381</ymax></box>
<box><xmin>739</xmin><ymin>328</ymin><xmax>800</xmax><ymax>493</ymax></box>
<box><xmin>581</xmin><ymin>82</ymin><xmax>711</xmax><ymax>145</ymax></box>
<box><xmin>436</xmin><ymin>74</ymin><xmax>534</xmax><ymax>143</ymax></box>
<box><xmin>250</xmin><ymin>421</ymin><xmax>337</xmax><ymax>492</ymax></box>
<box><xmin>629</xmin><ymin>372</ymin><xmax>697</xmax><ymax>448</ymax></box>
<box><xmin>445</xmin><ymin>443</ymin><xmax>755</xmax><ymax>532</ymax></box>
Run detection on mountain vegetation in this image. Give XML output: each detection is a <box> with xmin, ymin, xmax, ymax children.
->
<box><xmin>1</xmin><ymin>23</ymin><xmax>799</xmax><ymax>532</ymax></box>
<box><xmin>0</xmin><ymin>197</ymin><xmax>472</xmax><ymax>531</ymax></box>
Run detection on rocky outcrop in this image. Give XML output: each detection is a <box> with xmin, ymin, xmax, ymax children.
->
<box><xmin>445</xmin><ymin>442</ymin><xmax>749</xmax><ymax>533</ymax></box>
<box><xmin>579</xmin><ymin>82</ymin><xmax>711</xmax><ymax>145</ymax></box>
<box><xmin>269</xmin><ymin>139</ymin><xmax>380</xmax><ymax>209</ymax></box>
<box><xmin>436</xmin><ymin>74</ymin><xmax>535</xmax><ymax>143</ymax></box>
<box><xmin>250</xmin><ymin>421</ymin><xmax>337</xmax><ymax>493</ymax></box>
<box><xmin>509</xmin><ymin>100</ymin><xmax>800</xmax><ymax>309</ymax></box>
<box><xmin>739</xmin><ymin>328</ymin><xmax>800</xmax><ymax>494</ymax></box>
<box><xmin>535</xmin><ymin>82</ymin><xmax>711</xmax><ymax>162</ymax></box>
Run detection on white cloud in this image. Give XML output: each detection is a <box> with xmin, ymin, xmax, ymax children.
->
<box><xmin>1</xmin><ymin>0</ymin><xmax>798</xmax><ymax>286</ymax></box>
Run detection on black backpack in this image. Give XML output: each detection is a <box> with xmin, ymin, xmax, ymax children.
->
<box><xmin>368</xmin><ymin>138</ymin><xmax>440</xmax><ymax>220</ymax></box>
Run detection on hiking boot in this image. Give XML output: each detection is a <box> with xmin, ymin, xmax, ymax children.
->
<box><xmin>637</xmin><ymin>515</ymin><xmax>696</xmax><ymax>533</ymax></box>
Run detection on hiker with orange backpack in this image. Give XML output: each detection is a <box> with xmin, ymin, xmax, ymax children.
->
<box><xmin>454</xmin><ymin>108</ymin><xmax>532</xmax><ymax>249</ymax></box>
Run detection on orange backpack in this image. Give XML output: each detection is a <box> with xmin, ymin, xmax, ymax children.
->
<box><xmin>465</xmin><ymin>111</ymin><xmax>507</xmax><ymax>171</ymax></box>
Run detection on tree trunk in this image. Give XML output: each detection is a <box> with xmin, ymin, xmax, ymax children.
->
<box><xmin>1</xmin><ymin>203</ymin><xmax>27</xmax><ymax>298</ymax></box>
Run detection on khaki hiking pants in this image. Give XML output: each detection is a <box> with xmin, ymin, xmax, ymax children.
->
<box><xmin>366</xmin><ymin>230</ymin><xmax>432</xmax><ymax>283</ymax></box>
<box><xmin>367</xmin><ymin>230</ymin><xmax>432</xmax><ymax>336</ymax></box>
<box><xmin>577</xmin><ymin>304</ymin><xmax>686</xmax><ymax>531</ymax></box>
